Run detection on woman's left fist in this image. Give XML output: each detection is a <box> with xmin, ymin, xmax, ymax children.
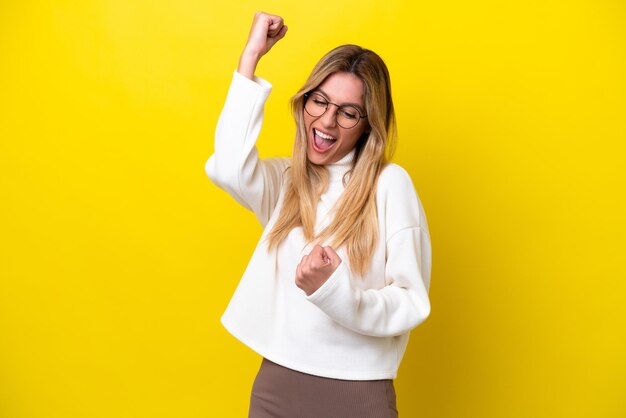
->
<box><xmin>295</xmin><ymin>245</ymin><xmax>342</xmax><ymax>296</ymax></box>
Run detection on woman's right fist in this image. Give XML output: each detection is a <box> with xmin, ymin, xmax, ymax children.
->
<box><xmin>243</xmin><ymin>12</ymin><xmax>288</xmax><ymax>60</ymax></box>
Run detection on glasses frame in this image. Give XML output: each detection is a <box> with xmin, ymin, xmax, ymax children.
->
<box><xmin>303</xmin><ymin>92</ymin><xmax>368</xmax><ymax>129</ymax></box>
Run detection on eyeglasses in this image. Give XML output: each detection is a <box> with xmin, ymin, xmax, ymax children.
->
<box><xmin>303</xmin><ymin>92</ymin><xmax>367</xmax><ymax>129</ymax></box>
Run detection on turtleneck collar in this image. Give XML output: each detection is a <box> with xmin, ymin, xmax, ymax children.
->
<box><xmin>325</xmin><ymin>148</ymin><xmax>356</xmax><ymax>184</ymax></box>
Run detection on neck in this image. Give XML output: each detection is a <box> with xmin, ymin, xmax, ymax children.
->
<box><xmin>325</xmin><ymin>148</ymin><xmax>356</xmax><ymax>184</ymax></box>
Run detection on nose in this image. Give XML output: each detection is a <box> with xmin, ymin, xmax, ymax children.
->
<box><xmin>319</xmin><ymin>104</ymin><xmax>339</xmax><ymax>128</ymax></box>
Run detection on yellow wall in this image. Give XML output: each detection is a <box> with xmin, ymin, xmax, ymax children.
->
<box><xmin>1</xmin><ymin>1</ymin><xmax>625</xmax><ymax>417</ymax></box>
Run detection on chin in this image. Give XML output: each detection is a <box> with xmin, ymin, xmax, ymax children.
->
<box><xmin>306</xmin><ymin>153</ymin><xmax>326</xmax><ymax>166</ymax></box>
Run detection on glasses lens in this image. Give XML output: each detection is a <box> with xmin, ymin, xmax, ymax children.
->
<box><xmin>304</xmin><ymin>93</ymin><xmax>327</xmax><ymax>117</ymax></box>
<box><xmin>336</xmin><ymin>105</ymin><xmax>361</xmax><ymax>129</ymax></box>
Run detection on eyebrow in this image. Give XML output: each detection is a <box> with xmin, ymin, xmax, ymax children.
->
<box><xmin>315</xmin><ymin>89</ymin><xmax>366</xmax><ymax>113</ymax></box>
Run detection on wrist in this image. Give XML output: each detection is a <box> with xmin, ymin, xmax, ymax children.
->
<box><xmin>240</xmin><ymin>48</ymin><xmax>262</xmax><ymax>66</ymax></box>
<box><xmin>238</xmin><ymin>49</ymin><xmax>261</xmax><ymax>80</ymax></box>
<box><xmin>241</xmin><ymin>46</ymin><xmax>262</xmax><ymax>62</ymax></box>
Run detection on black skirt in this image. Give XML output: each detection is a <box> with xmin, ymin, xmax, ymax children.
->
<box><xmin>249</xmin><ymin>358</ymin><xmax>398</xmax><ymax>418</ymax></box>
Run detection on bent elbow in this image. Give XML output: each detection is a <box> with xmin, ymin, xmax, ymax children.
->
<box><xmin>205</xmin><ymin>154</ymin><xmax>236</xmax><ymax>190</ymax></box>
<box><xmin>420</xmin><ymin>299</ymin><xmax>431</xmax><ymax>323</ymax></box>
<box><xmin>408</xmin><ymin>297</ymin><xmax>431</xmax><ymax>330</ymax></box>
<box><xmin>204</xmin><ymin>155</ymin><xmax>219</xmax><ymax>183</ymax></box>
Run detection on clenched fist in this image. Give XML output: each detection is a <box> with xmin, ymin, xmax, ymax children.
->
<box><xmin>243</xmin><ymin>12</ymin><xmax>287</xmax><ymax>59</ymax></box>
<box><xmin>238</xmin><ymin>12</ymin><xmax>288</xmax><ymax>79</ymax></box>
<box><xmin>295</xmin><ymin>245</ymin><xmax>342</xmax><ymax>296</ymax></box>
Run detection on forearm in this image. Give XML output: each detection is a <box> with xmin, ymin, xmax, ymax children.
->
<box><xmin>304</xmin><ymin>224</ymin><xmax>431</xmax><ymax>337</ymax></box>
<box><xmin>305</xmin><ymin>261</ymin><xmax>430</xmax><ymax>338</ymax></box>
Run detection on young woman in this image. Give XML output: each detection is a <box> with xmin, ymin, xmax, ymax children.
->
<box><xmin>205</xmin><ymin>11</ymin><xmax>432</xmax><ymax>418</ymax></box>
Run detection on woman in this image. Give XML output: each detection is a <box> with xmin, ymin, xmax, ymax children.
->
<box><xmin>205</xmin><ymin>11</ymin><xmax>432</xmax><ymax>418</ymax></box>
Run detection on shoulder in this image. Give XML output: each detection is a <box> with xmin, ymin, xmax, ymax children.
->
<box><xmin>377</xmin><ymin>162</ymin><xmax>424</xmax><ymax>232</ymax></box>
<box><xmin>379</xmin><ymin>162</ymin><xmax>412</xmax><ymax>181</ymax></box>
<box><xmin>377</xmin><ymin>162</ymin><xmax>416</xmax><ymax>195</ymax></box>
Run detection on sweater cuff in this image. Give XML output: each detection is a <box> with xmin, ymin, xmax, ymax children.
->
<box><xmin>233</xmin><ymin>70</ymin><xmax>272</xmax><ymax>91</ymax></box>
<box><xmin>305</xmin><ymin>261</ymin><xmax>351</xmax><ymax>305</ymax></box>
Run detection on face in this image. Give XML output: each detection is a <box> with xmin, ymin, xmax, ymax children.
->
<box><xmin>303</xmin><ymin>72</ymin><xmax>370</xmax><ymax>165</ymax></box>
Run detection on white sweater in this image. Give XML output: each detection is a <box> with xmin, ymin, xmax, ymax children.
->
<box><xmin>205</xmin><ymin>71</ymin><xmax>432</xmax><ymax>380</ymax></box>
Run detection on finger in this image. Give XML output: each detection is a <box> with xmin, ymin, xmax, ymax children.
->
<box><xmin>272</xmin><ymin>24</ymin><xmax>288</xmax><ymax>41</ymax></box>
<box><xmin>267</xmin><ymin>15</ymin><xmax>284</xmax><ymax>30</ymax></box>
<box><xmin>276</xmin><ymin>25</ymin><xmax>289</xmax><ymax>41</ymax></box>
<box><xmin>266</xmin><ymin>16</ymin><xmax>284</xmax><ymax>36</ymax></box>
<box><xmin>323</xmin><ymin>246</ymin><xmax>342</xmax><ymax>265</ymax></box>
<box><xmin>317</xmin><ymin>245</ymin><xmax>332</xmax><ymax>267</ymax></box>
<box><xmin>319</xmin><ymin>246</ymin><xmax>330</xmax><ymax>265</ymax></box>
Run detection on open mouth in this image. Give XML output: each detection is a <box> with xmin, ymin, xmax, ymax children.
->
<box><xmin>312</xmin><ymin>128</ymin><xmax>337</xmax><ymax>152</ymax></box>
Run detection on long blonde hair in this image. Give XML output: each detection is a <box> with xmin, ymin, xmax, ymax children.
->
<box><xmin>266</xmin><ymin>45</ymin><xmax>397</xmax><ymax>277</ymax></box>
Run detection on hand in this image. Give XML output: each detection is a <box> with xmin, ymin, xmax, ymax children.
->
<box><xmin>295</xmin><ymin>245</ymin><xmax>342</xmax><ymax>296</ymax></box>
<box><xmin>238</xmin><ymin>12</ymin><xmax>288</xmax><ymax>79</ymax></box>
<box><xmin>243</xmin><ymin>12</ymin><xmax>288</xmax><ymax>59</ymax></box>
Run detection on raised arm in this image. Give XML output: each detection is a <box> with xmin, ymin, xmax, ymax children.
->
<box><xmin>204</xmin><ymin>12</ymin><xmax>289</xmax><ymax>227</ymax></box>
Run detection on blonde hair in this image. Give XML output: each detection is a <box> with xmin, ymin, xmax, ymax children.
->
<box><xmin>266</xmin><ymin>45</ymin><xmax>397</xmax><ymax>277</ymax></box>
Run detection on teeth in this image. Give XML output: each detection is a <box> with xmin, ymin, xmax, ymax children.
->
<box><xmin>315</xmin><ymin>129</ymin><xmax>336</xmax><ymax>141</ymax></box>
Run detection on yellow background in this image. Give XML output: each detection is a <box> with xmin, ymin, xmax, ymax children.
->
<box><xmin>1</xmin><ymin>1</ymin><xmax>625</xmax><ymax>417</ymax></box>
